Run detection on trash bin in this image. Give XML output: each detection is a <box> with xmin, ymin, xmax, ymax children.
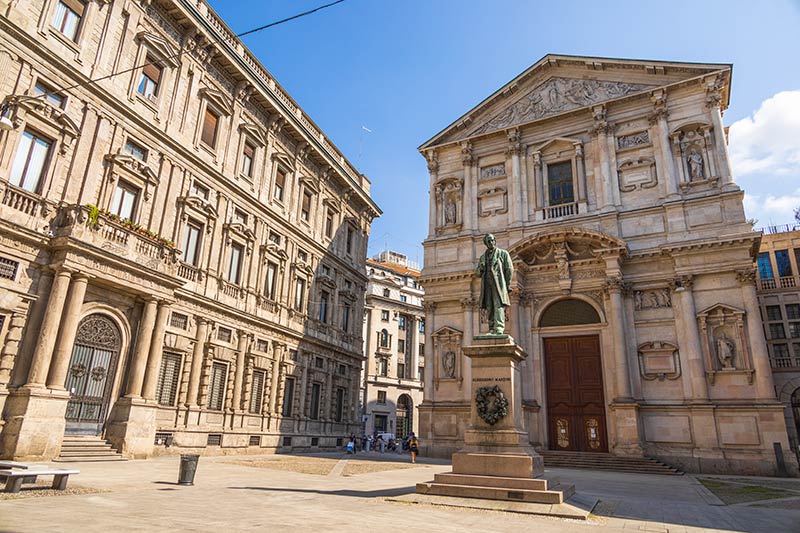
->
<box><xmin>178</xmin><ymin>454</ymin><xmax>200</xmax><ymax>486</ymax></box>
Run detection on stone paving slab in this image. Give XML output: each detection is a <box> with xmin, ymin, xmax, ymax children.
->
<box><xmin>388</xmin><ymin>491</ymin><xmax>598</xmax><ymax>520</ymax></box>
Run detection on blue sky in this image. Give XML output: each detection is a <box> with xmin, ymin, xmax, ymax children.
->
<box><xmin>208</xmin><ymin>0</ymin><xmax>800</xmax><ymax>263</ymax></box>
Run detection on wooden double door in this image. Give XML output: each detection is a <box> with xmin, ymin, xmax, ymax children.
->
<box><xmin>544</xmin><ymin>335</ymin><xmax>608</xmax><ymax>452</ymax></box>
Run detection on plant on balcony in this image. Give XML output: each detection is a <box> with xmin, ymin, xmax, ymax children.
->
<box><xmin>85</xmin><ymin>204</ymin><xmax>177</xmax><ymax>249</ymax></box>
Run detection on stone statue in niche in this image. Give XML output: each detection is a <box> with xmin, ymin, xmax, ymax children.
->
<box><xmin>444</xmin><ymin>199</ymin><xmax>457</xmax><ymax>225</ymax></box>
<box><xmin>687</xmin><ymin>150</ymin><xmax>705</xmax><ymax>181</ymax></box>
<box><xmin>442</xmin><ymin>350</ymin><xmax>456</xmax><ymax>378</ymax></box>
<box><xmin>715</xmin><ymin>335</ymin><xmax>735</xmax><ymax>369</ymax></box>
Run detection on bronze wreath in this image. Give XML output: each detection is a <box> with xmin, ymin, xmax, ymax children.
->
<box><xmin>475</xmin><ymin>385</ymin><xmax>509</xmax><ymax>425</ymax></box>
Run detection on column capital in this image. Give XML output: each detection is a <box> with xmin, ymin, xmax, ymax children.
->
<box><xmin>460</xmin><ymin>141</ymin><xmax>474</xmax><ymax>166</ymax></box>
<box><xmin>670</xmin><ymin>275</ymin><xmax>694</xmax><ymax>292</ymax></box>
<box><xmin>735</xmin><ymin>268</ymin><xmax>757</xmax><ymax>286</ymax></box>
<box><xmin>603</xmin><ymin>275</ymin><xmax>626</xmax><ymax>294</ymax></box>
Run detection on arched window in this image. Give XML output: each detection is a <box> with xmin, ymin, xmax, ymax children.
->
<box><xmin>539</xmin><ymin>299</ymin><xmax>601</xmax><ymax>327</ymax></box>
<box><xmin>379</xmin><ymin>329</ymin><xmax>389</xmax><ymax>348</ymax></box>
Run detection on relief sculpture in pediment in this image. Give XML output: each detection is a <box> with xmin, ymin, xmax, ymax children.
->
<box><xmin>471</xmin><ymin>77</ymin><xmax>653</xmax><ymax>136</ymax></box>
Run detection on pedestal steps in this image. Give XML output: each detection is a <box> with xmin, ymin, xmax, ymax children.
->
<box><xmin>416</xmin><ymin>472</ymin><xmax>574</xmax><ymax>504</ymax></box>
<box><xmin>539</xmin><ymin>451</ymin><xmax>682</xmax><ymax>475</ymax></box>
<box><xmin>53</xmin><ymin>435</ymin><xmax>127</xmax><ymax>462</ymax></box>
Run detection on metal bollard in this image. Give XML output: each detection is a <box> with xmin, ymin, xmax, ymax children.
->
<box><xmin>178</xmin><ymin>454</ymin><xmax>200</xmax><ymax>485</ymax></box>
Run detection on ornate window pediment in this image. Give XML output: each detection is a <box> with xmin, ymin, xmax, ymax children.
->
<box><xmin>533</xmin><ymin>136</ymin><xmax>582</xmax><ymax>154</ymax></box>
<box><xmin>260</xmin><ymin>242</ymin><xmax>288</xmax><ymax>263</ymax></box>
<box><xmin>238</xmin><ymin>122</ymin><xmax>266</xmax><ymax>146</ymax></box>
<box><xmin>105</xmin><ymin>153</ymin><xmax>159</xmax><ymax>201</ymax></box>
<box><xmin>271</xmin><ymin>151</ymin><xmax>293</xmax><ymax>169</ymax></box>
<box><xmin>178</xmin><ymin>195</ymin><xmax>218</xmax><ymax>220</ymax></box>
<box><xmin>298</xmin><ymin>175</ymin><xmax>320</xmax><ymax>194</ymax></box>
<box><xmin>6</xmin><ymin>96</ymin><xmax>80</xmax><ymax>154</ymax></box>
<box><xmin>223</xmin><ymin>221</ymin><xmax>255</xmax><ymax>242</ymax></box>
<box><xmin>135</xmin><ymin>31</ymin><xmax>180</xmax><ymax>68</ymax></box>
<box><xmin>198</xmin><ymin>87</ymin><xmax>233</xmax><ymax>116</ymax></box>
<box><xmin>294</xmin><ymin>262</ymin><xmax>314</xmax><ymax>277</ymax></box>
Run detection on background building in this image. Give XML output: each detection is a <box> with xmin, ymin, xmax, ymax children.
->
<box><xmin>362</xmin><ymin>251</ymin><xmax>424</xmax><ymax>439</ymax></box>
<box><xmin>755</xmin><ymin>222</ymin><xmax>800</xmax><ymax>460</ymax></box>
<box><xmin>0</xmin><ymin>0</ymin><xmax>379</xmax><ymax>460</ymax></box>
<box><xmin>417</xmin><ymin>54</ymin><xmax>797</xmax><ymax>476</ymax></box>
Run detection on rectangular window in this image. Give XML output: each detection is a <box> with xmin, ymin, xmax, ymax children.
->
<box><xmin>0</xmin><ymin>257</ymin><xmax>19</xmax><ymax>281</ymax></box>
<box><xmin>256</xmin><ymin>339</ymin><xmax>269</xmax><ymax>352</ymax></box>
<box><xmin>227</xmin><ymin>243</ymin><xmax>243</xmax><ymax>284</ymax></box>
<box><xmin>315</xmin><ymin>357</ymin><xmax>324</xmax><ymax>369</ymax></box>
<box><xmin>766</xmin><ymin>305</ymin><xmax>783</xmax><ymax>321</ymax></box>
<box><xmin>770</xmin><ymin>323</ymin><xmax>786</xmax><ymax>339</ymax></box>
<box><xmin>217</xmin><ymin>326</ymin><xmax>233</xmax><ymax>343</ymax></box>
<box><xmin>169</xmin><ymin>312</ymin><xmax>188</xmax><ymax>330</ymax></box>
<box><xmin>208</xmin><ymin>361</ymin><xmax>227</xmax><ymax>411</ymax></box>
<box><xmin>418</xmin><ymin>366</ymin><xmax>424</xmax><ymax>382</ymax></box>
<box><xmin>301</xmin><ymin>190</ymin><xmax>312</xmax><ymax>222</ymax></box>
<box><xmin>335</xmin><ymin>387</ymin><xmax>345</xmax><ymax>422</ymax></box>
<box><xmin>281</xmin><ymin>377</ymin><xmax>295</xmax><ymax>416</ymax></box>
<box><xmin>309</xmin><ymin>382</ymin><xmax>321</xmax><ymax>420</ymax></box>
<box><xmin>274</xmin><ymin>169</ymin><xmax>286</xmax><ymax>201</ymax></box>
<box><xmin>378</xmin><ymin>359</ymin><xmax>388</xmax><ymax>376</ymax></box>
<box><xmin>547</xmin><ymin>160</ymin><xmax>574</xmax><ymax>206</ymax></box>
<box><xmin>110</xmin><ymin>181</ymin><xmax>139</xmax><ymax>221</ymax></box>
<box><xmin>381</xmin><ymin>310</ymin><xmax>390</xmax><ymax>321</ymax></box>
<box><xmin>397</xmin><ymin>363</ymin><xmax>405</xmax><ymax>379</ymax></box>
<box><xmin>398</xmin><ymin>316</ymin><xmax>406</xmax><ymax>330</ymax></box>
<box><xmin>138</xmin><ymin>57</ymin><xmax>162</xmax><ymax>99</ymax></box>
<box><xmin>419</xmin><ymin>343</ymin><xmax>425</xmax><ymax>356</ymax></box>
<box><xmin>775</xmin><ymin>250</ymin><xmax>793</xmax><ymax>277</ymax></box>
<box><xmin>249</xmin><ymin>369</ymin><xmax>266</xmax><ymax>414</ymax></box>
<box><xmin>400</xmin><ymin>295</ymin><xmax>408</xmax><ymax>303</ymax></box>
<box><xmin>297</xmin><ymin>249</ymin><xmax>308</xmax><ymax>262</ymax></box>
<box><xmin>155</xmin><ymin>352</ymin><xmax>182</xmax><ymax>406</ymax></box>
<box><xmin>124</xmin><ymin>139</ymin><xmax>148</xmax><ymax>161</ymax></box>
<box><xmin>52</xmin><ymin>0</ymin><xmax>84</xmax><ymax>41</ymax></box>
<box><xmin>182</xmin><ymin>220</ymin><xmax>203</xmax><ymax>266</ymax></box>
<box><xmin>789</xmin><ymin>322</ymin><xmax>800</xmax><ymax>338</ymax></box>
<box><xmin>265</xmin><ymin>261</ymin><xmax>278</xmax><ymax>300</ymax></box>
<box><xmin>346</xmin><ymin>227</ymin><xmax>354</xmax><ymax>255</ymax></box>
<box><xmin>337</xmin><ymin>364</ymin><xmax>347</xmax><ymax>376</ymax></box>
<box><xmin>190</xmin><ymin>181</ymin><xmax>210</xmax><ymax>200</ymax></box>
<box><xmin>269</xmin><ymin>231</ymin><xmax>282</xmax><ymax>245</ymax></box>
<box><xmin>233</xmin><ymin>208</ymin><xmax>248</xmax><ymax>226</ymax></box>
<box><xmin>319</xmin><ymin>290</ymin><xmax>329</xmax><ymax>323</ymax></box>
<box><xmin>325</xmin><ymin>210</ymin><xmax>334</xmax><ymax>238</ymax></box>
<box><xmin>757</xmin><ymin>252</ymin><xmax>774</xmax><ymax>279</ymax></box>
<box><xmin>787</xmin><ymin>304</ymin><xmax>800</xmax><ymax>320</ymax></box>
<box><xmin>377</xmin><ymin>390</ymin><xmax>387</xmax><ymax>404</ymax></box>
<box><xmin>200</xmin><ymin>107</ymin><xmax>219</xmax><ymax>148</ymax></box>
<box><xmin>398</xmin><ymin>339</ymin><xmax>406</xmax><ymax>353</ymax></box>
<box><xmin>294</xmin><ymin>278</ymin><xmax>306</xmax><ymax>311</ymax></box>
<box><xmin>10</xmin><ymin>130</ymin><xmax>51</xmax><ymax>193</ymax></box>
<box><xmin>241</xmin><ymin>141</ymin><xmax>255</xmax><ymax>177</ymax></box>
<box><xmin>383</xmin><ymin>288</ymin><xmax>391</xmax><ymax>297</ymax></box>
<box><xmin>342</xmin><ymin>302</ymin><xmax>351</xmax><ymax>332</ymax></box>
<box><xmin>419</xmin><ymin>320</ymin><xmax>425</xmax><ymax>334</ymax></box>
<box><xmin>33</xmin><ymin>81</ymin><xmax>64</xmax><ymax>108</ymax></box>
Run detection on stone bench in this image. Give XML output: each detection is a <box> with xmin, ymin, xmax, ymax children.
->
<box><xmin>0</xmin><ymin>468</ymin><xmax>80</xmax><ymax>493</ymax></box>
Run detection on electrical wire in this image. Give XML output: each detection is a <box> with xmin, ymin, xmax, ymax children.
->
<box><xmin>5</xmin><ymin>0</ymin><xmax>348</xmax><ymax>104</ymax></box>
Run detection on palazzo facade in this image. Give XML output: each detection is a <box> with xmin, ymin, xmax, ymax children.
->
<box><xmin>0</xmin><ymin>0</ymin><xmax>379</xmax><ymax>460</ymax></box>
<box><xmin>362</xmin><ymin>251</ymin><xmax>425</xmax><ymax>439</ymax></box>
<box><xmin>417</xmin><ymin>54</ymin><xmax>798</xmax><ymax>476</ymax></box>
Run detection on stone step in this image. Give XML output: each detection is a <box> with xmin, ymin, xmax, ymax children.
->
<box><xmin>416</xmin><ymin>481</ymin><xmax>574</xmax><ymax>505</ymax></box>
<box><xmin>53</xmin><ymin>455</ymin><xmax>127</xmax><ymax>463</ymax></box>
<box><xmin>539</xmin><ymin>451</ymin><xmax>682</xmax><ymax>475</ymax></box>
<box><xmin>434</xmin><ymin>473</ymin><xmax>553</xmax><ymax>491</ymax></box>
<box><xmin>57</xmin><ymin>435</ymin><xmax>125</xmax><ymax>462</ymax></box>
<box><xmin>58</xmin><ymin>449</ymin><xmax>122</xmax><ymax>456</ymax></box>
<box><xmin>60</xmin><ymin>442</ymin><xmax>115</xmax><ymax>449</ymax></box>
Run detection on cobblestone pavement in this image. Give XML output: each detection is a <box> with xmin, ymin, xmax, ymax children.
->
<box><xmin>1</xmin><ymin>453</ymin><xmax>798</xmax><ymax>533</ymax></box>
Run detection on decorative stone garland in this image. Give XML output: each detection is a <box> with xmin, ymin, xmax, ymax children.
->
<box><xmin>475</xmin><ymin>385</ymin><xmax>509</xmax><ymax>425</ymax></box>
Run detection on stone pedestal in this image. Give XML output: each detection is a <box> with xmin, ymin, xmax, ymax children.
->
<box><xmin>105</xmin><ymin>397</ymin><xmax>156</xmax><ymax>459</ymax></box>
<box><xmin>0</xmin><ymin>386</ymin><xmax>69</xmax><ymax>460</ymax></box>
<box><xmin>417</xmin><ymin>336</ymin><xmax>577</xmax><ymax>509</ymax></box>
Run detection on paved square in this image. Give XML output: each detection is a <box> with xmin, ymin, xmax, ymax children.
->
<box><xmin>1</xmin><ymin>453</ymin><xmax>799</xmax><ymax>532</ymax></box>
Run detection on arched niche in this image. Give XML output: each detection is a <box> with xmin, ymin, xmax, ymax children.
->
<box><xmin>539</xmin><ymin>298</ymin><xmax>601</xmax><ymax>328</ymax></box>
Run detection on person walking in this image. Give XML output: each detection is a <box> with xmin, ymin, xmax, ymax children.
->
<box><xmin>377</xmin><ymin>434</ymin><xmax>385</xmax><ymax>454</ymax></box>
<box><xmin>408</xmin><ymin>432</ymin><xmax>419</xmax><ymax>464</ymax></box>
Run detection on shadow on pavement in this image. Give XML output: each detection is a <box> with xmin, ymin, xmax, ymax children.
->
<box><xmin>228</xmin><ymin>486</ymin><xmax>417</xmax><ymax>498</ymax></box>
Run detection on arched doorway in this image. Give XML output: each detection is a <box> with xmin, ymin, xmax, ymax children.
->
<box><xmin>396</xmin><ymin>394</ymin><xmax>413</xmax><ymax>439</ymax></box>
<box><xmin>64</xmin><ymin>314</ymin><xmax>122</xmax><ymax>435</ymax></box>
<box><xmin>540</xmin><ymin>299</ymin><xmax>608</xmax><ymax>452</ymax></box>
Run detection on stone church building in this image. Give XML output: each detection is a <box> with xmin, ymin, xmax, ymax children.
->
<box><xmin>0</xmin><ymin>0</ymin><xmax>379</xmax><ymax>460</ymax></box>
<box><xmin>418</xmin><ymin>54</ymin><xmax>798</xmax><ymax>476</ymax></box>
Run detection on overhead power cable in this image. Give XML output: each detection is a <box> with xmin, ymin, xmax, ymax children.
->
<box><xmin>5</xmin><ymin>0</ymin><xmax>347</xmax><ymax>104</ymax></box>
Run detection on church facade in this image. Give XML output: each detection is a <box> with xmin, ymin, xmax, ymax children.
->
<box><xmin>418</xmin><ymin>54</ymin><xmax>798</xmax><ymax>476</ymax></box>
<box><xmin>0</xmin><ymin>0</ymin><xmax>379</xmax><ymax>460</ymax></box>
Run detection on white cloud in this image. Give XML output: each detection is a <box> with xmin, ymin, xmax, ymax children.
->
<box><xmin>728</xmin><ymin>90</ymin><xmax>800</xmax><ymax>177</ymax></box>
<box><xmin>742</xmin><ymin>188</ymin><xmax>800</xmax><ymax>226</ymax></box>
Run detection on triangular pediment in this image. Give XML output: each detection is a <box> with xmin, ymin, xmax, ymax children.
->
<box><xmin>420</xmin><ymin>54</ymin><xmax>732</xmax><ymax>150</ymax></box>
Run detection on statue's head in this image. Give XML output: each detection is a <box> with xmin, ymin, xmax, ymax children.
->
<box><xmin>483</xmin><ymin>233</ymin><xmax>496</xmax><ymax>250</ymax></box>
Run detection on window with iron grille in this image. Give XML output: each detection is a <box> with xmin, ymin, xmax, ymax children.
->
<box><xmin>217</xmin><ymin>326</ymin><xmax>232</xmax><ymax>343</ymax></box>
<box><xmin>208</xmin><ymin>362</ymin><xmax>227</xmax><ymax>411</ymax></box>
<box><xmin>335</xmin><ymin>387</ymin><xmax>345</xmax><ymax>422</ymax></box>
<box><xmin>155</xmin><ymin>352</ymin><xmax>182</xmax><ymax>406</ymax></box>
<box><xmin>787</xmin><ymin>304</ymin><xmax>800</xmax><ymax>321</ymax></box>
<box><xmin>311</xmin><ymin>437</ymin><xmax>319</xmax><ymax>447</ymax></box>
<box><xmin>337</xmin><ymin>364</ymin><xmax>346</xmax><ymax>376</ymax></box>
<box><xmin>282</xmin><ymin>377</ymin><xmax>295</xmax><ymax>416</ymax></box>
<box><xmin>315</xmin><ymin>356</ymin><xmax>324</xmax><ymax>369</ymax></box>
<box><xmin>282</xmin><ymin>436</ymin><xmax>292</xmax><ymax>446</ymax></box>
<box><xmin>207</xmin><ymin>433</ymin><xmax>222</xmax><ymax>446</ymax></box>
<box><xmin>789</xmin><ymin>322</ymin><xmax>800</xmax><ymax>339</ymax></box>
<box><xmin>249</xmin><ymin>369</ymin><xmax>266</xmax><ymax>414</ymax></box>
<box><xmin>309</xmin><ymin>382</ymin><xmax>321</xmax><ymax>420</ymax></box>
<box><xmin>770</xmin><ymin>323</ymin><xmax>786</xmax><ymax>339</ymax></box>
<box><xmin>766</xmin><ymin>305</ymin><xmax>783</xmax><ymax>321</ymax></box>
<box><xmin>0</xmin><ymin>257</ymin><xmax>18</xmax><ymax>280</ymax></box>
<box><xmin>169</xmin><ymin>312</ymin><xmax>188</xmax><ymax>330</ymax></box>
<box><xmin>249</xmin><ymin>435</ymin><xmax>261</xmax><ymax>446</ymax></box>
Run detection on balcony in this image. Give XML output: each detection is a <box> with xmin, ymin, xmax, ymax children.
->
<box><xmin>542</xmin><ymin>202</ymin><xmax>577</xmax><ymax>220</ymax></box>
<box><xmin>52</xmin><ymin>204</ymin><xmax>179</xmax><ymax>277</ymax></box>
<box><xmin>1</xmin><ymin>182</ymin><xmax>54</xmax><ymax>222</ymax></box>
<box><xmin>177</xmin><ymin>262</ymin><xmax>202</xmax><ymax>282</ymax></box>
<box><xmin>758</xmin><ymin>276</ymin><xmax>799</xmax><ymax>291</ymax></box>
<box><xmin>771</xmin><ymin>356</ymin><xmax>800</xmax><ymax>369</ymax></box>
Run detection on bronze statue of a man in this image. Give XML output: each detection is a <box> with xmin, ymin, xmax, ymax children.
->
<box><xmin>475</xmin><ymin>233</ymin><xmax>513</xmax><ymax>335</ymax></box>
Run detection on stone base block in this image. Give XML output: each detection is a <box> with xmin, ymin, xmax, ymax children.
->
<box><xmin>452</xmin><ymin>451</ymin><xmax>544</xmax><ymax>478</ymax></box>
<box><xmin>105</xmin><ymin>397</ymin><xmax>156</xmax><ymax>459</ymax></box>
<box><xmin>416</xmin><ymin>477</ymin><xmax>574</xmax><ymax>505</ymax></box>
<box><xmin>0</xmin><ymin>387</ymin><xmax>69</xmax><ymax>460</ymax></box>
<box><xmin>434</xmin><ymin>472</ymin><xmax>551</xmax><ymax>491</ymax></box>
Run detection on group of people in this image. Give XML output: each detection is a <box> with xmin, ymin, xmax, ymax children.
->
<box><xmin>345</xmin><ymin>431</ymin><xmax>419</xmax><ymax>463</ymax></box>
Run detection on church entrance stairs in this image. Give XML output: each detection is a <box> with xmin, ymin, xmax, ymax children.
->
<box><xmin>539</xmin><ymin>450</ymin><xmax>682</xmax><ymax>475</ymax></box>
